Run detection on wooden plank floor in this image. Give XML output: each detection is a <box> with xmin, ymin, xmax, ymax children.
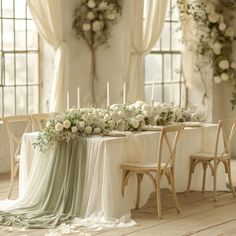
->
<box><xmin>1</xmin><ymin>172</ymin><xmax>236</xmax><ymax>235</ymax></box>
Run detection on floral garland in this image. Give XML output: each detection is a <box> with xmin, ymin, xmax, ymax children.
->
<box><xmin>34</xmin><ymin>101</ymin><xmax>206</xmax><ymax>152</ymax></box>
<box><xmin>177</xmin><ymin>0</ymin><xmax>236</xmax><ymax>108</ymax></box>
<box><xmin>72</xmin><ymin>0</ymin><xmax>122</xmax><ymax>103</ymax></box>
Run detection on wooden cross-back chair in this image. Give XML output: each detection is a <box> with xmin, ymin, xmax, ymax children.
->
<box><xmin>120</xmin><ymin>124</ymin><xmax>184</xmax><ymax>219</ymax></box>
<box><xmin>3</xmin><ymin>115</ymin><xmax>32</xmax><ymax>198</ymax></box>
<box><xmin>186</xmin><ymin>119</ymin><xmax>236</xmax><ymax>201</ymax></box>
<box><xmin>31</xmin><ymin>113</ymin><xmax>49</xmax><ymax>131</ymax></box>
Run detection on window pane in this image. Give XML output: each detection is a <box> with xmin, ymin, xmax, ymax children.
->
<box><xmin>164</xmin><ymin>84</ymin><xmax>171</xmax><ymax>104</ymax></box>
<box><xmin>0</xmin><ymin>88</ymin><xmax>2</xmax><ymax>116</ymax></box>
<box><xmin>172</xmin><ymin>22</ymin><xmax>181</xmax><ymax>50</ymax></box>
<box><xmin>4</xmin><ymin>87</ymin><xmax>15</xmax><ymax>116</ymax></box>
<box><xmin>28</xmin><ymin>53</ymin><xmax>38</xmax><ymax>84</ymax></box>
<box><xmin>164</xmin><ymin>54</ymin><xmax>171</xmax><ymax>82</ymax></box>
<box><xmin>0</xmin><ymin>20</ymin><xmax>2</xmax><ymax>50</ymax></box>
<box><xmin>2</xmin><ymin>0</ymin><xmax>13</xmax><ymax>18</ymax></box>
<box><xmin>16</xmin><ymin>54</ymin><xmax>26</xmax><ymax>85</ymax></box>
<box><xmin>3</xmin><ymin>19</ymin><xmax>14</xmax><ymax>50</ymax></box>
<box><xmin>173</xmin><ymin>83</ymin><xmax>180</xmax><ymax>104</ymax></box>
<box><xmin>5</xmin><ymin>53</ymin><xmax>14</xmax><ymax>86</ymax></box>
<box><xmin>16</xmin><ymin>86</ymin><xmax>26</xmax><ymax>115</ymax></box>
<box><xmin>28</xmin><ymin>86</ymin><xmax>38</xmax><ymax>113</ymax></box>
<box><xmin>15</xmin><ymin>20</ymin><xmax>26</xmax><ymax>50</ymax></box>
<box><xmin>145</xmin><ymin>54</ymin><xmax>162</xmax><ymax>83</ymax></box>
<box><xmin>15</xmin><ymin>0</ymin><xmax>26</xmax><ymax>18</ymax></box>
<box><xmin>27</xmin><ymin>20</ymin><xmax>38</xmax><ymax>50</ymax></box>
<box><xmin>171</xmin><ymin>0</ymin><xmax>179</xmax><ymax>22</ymax></box>
<box><xmin>26</xmin><ymin>6</ymin><xmax>32</xmax><ymax>19</ymax></box>
<box><xmin>173</xmin><ymin>54</ymin><xmax>181</xmax><ymax>81</ymax></box>
<box><xmin>160</xmin><ymin>22</ymin><xmax>170</xmax><ymax>50</ymax></box>
<box><xmin>145</xmin><ymin>84</ymin><xmax>162</xmax><ymax>104</ymax></box>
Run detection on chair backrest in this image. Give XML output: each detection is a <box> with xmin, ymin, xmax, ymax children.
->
<box><xmin>31</xmin><ymin>113</ymin><xmax>49</xmax><ymax>131</ymax></box>
<box><xmin>157</xmin><ymin>124</ymin><xmax>184</xmax><ymax>174</ymax></box>
<box><xmin>3</xmin><ymin>115</ymin><xmax>32</xmax><ymax>167</ymax></box>
<box><xmin>214</xmin><ymin>119</ymin><xmax>236</xmax><ymax>158</ymax></box>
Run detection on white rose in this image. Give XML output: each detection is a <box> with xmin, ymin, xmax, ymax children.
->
<box><xmin>63</xmin><ymin>120</ymin><xmax>71</xmax><ymax>129</ymax></box>
<box><xmin>55</xmin><ymin>123</ymin><xmax>63</xmax><ymax>132</ymax></box>
<box><xmin>136</xmin><ymin>114</ymin><xmax>144</xmax><ymax>122</ymax></box>
<box><xmin>219</xmin><ymin>23</ymin><xmax>226</xmax><ymax>31</ymax></box>
<box><xmin>221</xmin><ymin>73</ymin><xmax>229</xmax><ymax>81</ymax></box>
<box><xmin>219</xmin><ymin>60</ymin><xmax>229</xmax><ymax>70</ymax></box>
<box><xmin>231</xmin><ymin>62</ymin><xmax>236</xmax><ymax>70</ymax></box>
<box><xmin>82</xmin><ymin>114</ymin><xmax>89</xmax><ymax>122</ymax></box>
<box><xmin>108</xmin><ymin>120</ymin><xmax>115</xmax><ymax>129</ymax></box>
<box><xmin>71</xmin><ymin>126</ymin><xmax>78</xmax><ymax>133</ymax></box>
<box><xmin>82</xmin><ymin>23</ymin><xmax>91</xmax><ymax>31</ymax></box>
<box><xmin>117</xmin><ymin>120</ymin><xmax>125</xmax><ymax>131</ymax></box>
<box><xmin>92</xmin><ymin>20</ymin><xmax>103</xmax><ymax>32</ymax></box>
<box><xmin>94</xmin><ymin>127</ymin><xmax>101</xmax><ymax>134</ymax></box>
<box><xmin>130</xmin><ymin>118</ymin><xmax>140</xmax><ymax>129</ymax></box>
<box><xmin>87</xmin><ymin>0</ymin><xmax>96</xmax><ymax>8</ymax></box>
<box><xmin>98</xmin><ymin>1</ymin><xmax>108</xmax><ymax>10</ymax></box>
<box><xmin>87</xmin><ymin>11</ymin><xmax>95</xmax><ymax>20</ymax></box>
<box><xmin>79</xmin><ymin>121</ymin><xmax>86</xmax><ymax>128</ymax></box>
<box><xmin>85</xmin><ymin>126</ymin><xmax>92</xmax><ymax>134</ymax></box>
<box><xmin>214</xmin><ymin>76</ymin><xmax>221</xmax><ymax>84</ymax></box>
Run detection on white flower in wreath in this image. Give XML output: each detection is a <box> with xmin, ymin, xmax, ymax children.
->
<box><xmin>71</xmin><ymin>126</ymin><xmax>78</xmax><ymax>133</ymax></box>
<box><xmin>136</xmin><ymin>114</ymin><xmax>144</xmax><ymax>122</ymax></box>
<box><xmin>55</xmin><ymin>123</ymin><xmax>64</xmax><ymax>132</ymax></box>
<box><xmin>212</xmin><ymin>42</ymin><xmax>222</xmax><ymax>55</ymax></box>
<box><xmin>98</xmin><ymin>1</ymin><xmax>108</xmax><ymax>10</ymax></box>
<box><xmin>103</xmin><ymin>114</ymin><xmax>110</xmax><ymax>122</ymax></box>
<box><xmin>63</xmin><ymin>120</ymin><xmax>71</xmax><ymax>129</ymax></box>
<box><xmin>106</xmin><ymin>11</ymin><xmax>117</xmax><ymax>20</ymax></box>
<box><xmin>117</xmin><ymin>120</ymin><xmax>125</xmax><ymax>131</ymax></box>
<box><xmin>87</xmin><ymin>11</ymin><xmax>95</xmax><ymax>20</ymax></box>
<box><xmin>205</xmin><ymin>3</ymin><xmax>215</xmax><ymax>14</ymax></box>
<box><xmin>85</xmin><ymin>126</ymin><xmax>92</xmax><ymax>134</ymax></box>
<box><xmin>219</xmin><ymin>22</ymin><xmax>226</xmax><ymax>31</ymax></box>
<box><xmin>87</xmin><ymin>0</ymin><xmax>96</xmax><ymax>9</ymax></box>
<box><xmin>219</xmin><ymin>60</ymin><xmax>230</xmax><ymax>70</ymax></box>
<box><xmin>46</xmin><ymin>121</ymin><xmax>51</xmax><ymax>128</ymax></box>
<box><xmin>82</xmin><ymin>23</ymin><xmax>91</xmax><ymax>31</ymax></box>
<box><xmin>79</xmin><ymin>121</ymin><xmax>86</xmax><ymax>128</ymax></box>
<box><xmin>231</xmin><ymin>62</ymin><xmax>236</xmax><ymax>70</ymax></box>
<box><xmin>221</xmin><ymin>73</ymin><xmax>229</xmax><ymax>81</ymax></box>
<box><xmin>92</xmin><ymin>20</ymin><xmax>103</xmax><ymax>32</ymax></box>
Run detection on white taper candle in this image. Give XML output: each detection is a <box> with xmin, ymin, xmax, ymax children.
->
<box><xmin>107</xmin><ymin>81</ymin><xmax>110</xmax><ymax>107</ymax></box>
<box><xmin>123</xmin><ymin>82</ymin><xmax>126</xmax><ymax>105</ymax></box>
<box><xmin>77</xmin><ymin>86</ymin><xmax>80</xmax><ymax>109</ymax></box>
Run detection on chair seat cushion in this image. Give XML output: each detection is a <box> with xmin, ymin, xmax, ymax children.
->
<box><xmin>120</xmin><ymin>162</ymin><xmax>170</xmax><ymax>171</ymax></box>
<box><xmin>190</xmin><ymin>152</ymin><xmax>229</xmax><ymax>160</ymax></box>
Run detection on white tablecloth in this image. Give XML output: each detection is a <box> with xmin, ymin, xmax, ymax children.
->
<box><xmin>18</xmin><ymin>124</ymin><xmax>226</xmax><ymax>228</ymax></box>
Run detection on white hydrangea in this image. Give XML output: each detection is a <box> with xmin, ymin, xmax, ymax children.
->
<box><xmin>130</xmin><ymin>118</ymin><xmax>140</xmax><ymax>129</ymax></box>
<box><xmin>219</xmin><ymin>22</ymin><xmax>226</xmax><ymax>31</ymax></box>
<box><xmin>84</xmin><ymin>126</ymin><xmax>92</xmax><ymax>134</ymax></box>
<box><xmin>103</xmin><ymin>114</ymin><xmax>110</xmax><ymax>122</ymax></box>
<box><xmin>93</xmin><ymin>127</ymin><xmax>101</xmax><ymax>134</ymax></box>
<box><xmin>219</xmin><ymin>60</ymin><xmax>229</xmax><ymax>70</ymax></box>
<box><xmin>225</xmin><ymin>27</ymin><xmax>234</xmax><ymax>38</ymax></box>
<box><xmin>92</xmin><ymin>21</ymin><xmax>103</xmax><ymax>32</ymax></box>
<box><xmin>79</xmin><ymin>121</ymin><xmax>86</xmax><ymax>128</ymax></box>
<box><xmin>106</xmin><ymin>12</ymin><xmax>117</xmax><ymax>20</ymax></box>
<box><xmin>214</xmin><ymin>76</ymin><xmax>221</xmax><ymax>84</ymax></box>
<box><xmin>212</xmin><ymin>42</ymin><xmax>222</xmax><ymax>55</ymax></box>
<box><xmin>98</xmin><ymin>1</ymin><xmax>108</xmax><ymax>10</ymax></box>
<box><xmin>208</xmin><ymin>14</ymin><xmax>219</xmax><ymax>23</ymax></box>
<box><xmin>71</xmin><ymin>126</ymin><xmax>78</xmax><ymax>133</ymax></box>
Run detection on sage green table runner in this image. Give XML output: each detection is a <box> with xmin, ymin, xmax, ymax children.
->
<box><xmin>0</xmin><ymin>138</ymin><xmax>87</xmax><ymax>228</ymax></box>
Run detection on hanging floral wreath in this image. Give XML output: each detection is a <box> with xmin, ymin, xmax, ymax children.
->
<box><xmin>72</xmin><ymin>0</ymin><xmax>122</xmax><ymax>103</ymax></box>
<box><xmin>177</xmin><ymin>0</ymin><xmax>236</xmax><ymax>108</ymax></box>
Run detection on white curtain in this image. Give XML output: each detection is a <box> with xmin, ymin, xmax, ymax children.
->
<box><xmin>125</xmin><ymin>0</ymin><xmax>168</xmax><ymax>103</ymax></box>
<box><xmin>27</xmin><ymin>0</ymin><xmax>69</xmax><ymax>112</ymax></box>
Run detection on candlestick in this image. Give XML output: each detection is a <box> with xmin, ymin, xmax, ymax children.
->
<box><xmin>66</xmin><ymin>91</ymin><xmax>69</xmax><ymax>110</ymax></box>
<box><xmin>170</xmin><ymin>80</ymin><xmax>173</xmax><ymax>105</ymax></box>
<box><xmin>123</xmin><ymin>82</ymin><xmax>126</xmax><ymax>105</ymax></box>
<box><xmin>151</xmin><ymin>77</ymin><xmax>155</xmax><ymax>102</ymax></box>
<box><xmin>107</xmin><ymin>81</ymin><xmax>110</xmax><ymax>107</ymax></box>
<box><xmin>77</xmin><ymin>86</ymin><xmax>80</xmax><ymax>109</ymax></box>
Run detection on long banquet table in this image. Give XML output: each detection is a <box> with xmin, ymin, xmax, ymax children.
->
<box><xmin>0</xmin><ymin>124</ymin><xmax>226</xmax><ymax>229</ymax></box>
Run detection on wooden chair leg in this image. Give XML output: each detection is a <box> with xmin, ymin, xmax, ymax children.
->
<box><xmin>156</xmin><ymin>179</ymin><xmax>162</xmax><ymax>219</ymax></box>
<box><xmin>169</xmin><ymin>171</ymin><xmax>180</xmax><ymax>213</ymax></box>
<box><xmin>213</xmin><ymin>164</ymin><xmax>218</xmax><ymax>202</ymax></box>
<box><xmin>186</xmin><ymin>158</ymin><xmax>195</xmax><ymax>194</ymax></box>
<box><xmin>136</xmin><ymin>173</ymin><xmax>143</xmax><ymax>209</ymax></box>
<box><xmin>226</xmin><ymin>160</ymin><xmax>236</xmax><ymax>197</ymax></box>
<box><xmin>202</xmin><ymin>162</ymin><xmax>208</xmax><ymax>193</ymax></box>
<box><xmin>121</xmin><ymin>170</ymin><xmax>127</xmax><ymax>197</ymax></box>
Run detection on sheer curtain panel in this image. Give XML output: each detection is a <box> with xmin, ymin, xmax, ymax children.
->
<box><xmin>27</xmin><ymin>0</ymin><xmax>69</xmax><ymax>112</ymax></box>
<box><xmin>125</xmin><ymin>0</ymin><xmax>168</xmax><ymax>102</ymax></box>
